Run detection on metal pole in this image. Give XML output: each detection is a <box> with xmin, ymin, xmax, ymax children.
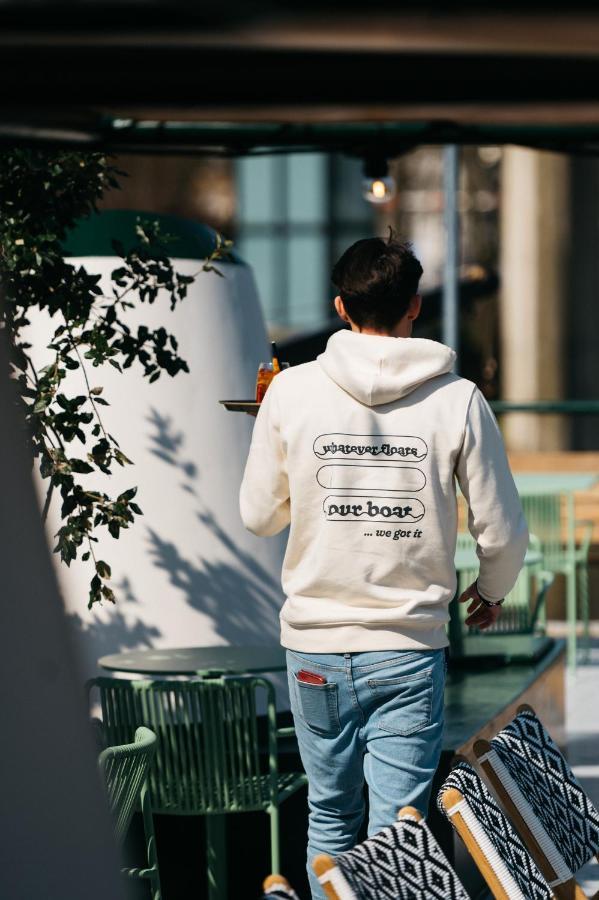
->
<box><xmin>443</xmin><ymin>144</ymin><xmax>459</xmax><ymax>368</ymax></box>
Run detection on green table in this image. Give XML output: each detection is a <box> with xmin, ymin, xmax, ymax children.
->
<box><xmin>99</xmin><ymin>644</ymin><xmax>287</xmax><ymax>676</ymax></box>
<box><xmin>454</xmin><ymin>546</ymin><xmax>542</xmax><ymax>572</ymax></box>
<box><xmin>513</xmin><ymin>472</ymin><xmax>598</xmax><ymax>494</ymax></box>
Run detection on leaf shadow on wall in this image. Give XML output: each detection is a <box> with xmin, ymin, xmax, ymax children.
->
<box><xmin>147</xmin><ymin>406</ymin><xmax>199</xmax><ymax>495</ymax></box>
<box><xmin>66</xmin><ymin>575</ymin><xmax>162</xmax><ymax>657</ymax></box>
<box><xmin>145</xmin><ymin>408</ymin><xmax>284</xmax><ymax>647</ymax></box>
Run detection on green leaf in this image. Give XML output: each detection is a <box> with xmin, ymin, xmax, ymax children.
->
<box><xmin>95</xmin><ymin>559</ymin><xmax>111</xmax><ymax>579</ymax></box>
<box><xmin>101</xmin><ymin>584</ymin><xmax>116</xmax><ymax>604</ymax></box>
<box><xmin>114</xmin><ymin>449</ymin><xmax>133</xmax><ymax>465</ymax></box>
<box><xmin>69</xmin><ymin>459</ymin><xmax>94</xmax><ymax>474</ymax></box>
<box><xmin>1</xmin><ymin>149</ymin><xmax>213</xmax><ymax>610</ymax></box>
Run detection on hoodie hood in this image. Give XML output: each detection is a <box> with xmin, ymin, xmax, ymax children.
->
<box><xmin>317</xmin><ymin>330</ymin><xmax>456</xmax><ymax>406</ymax></box>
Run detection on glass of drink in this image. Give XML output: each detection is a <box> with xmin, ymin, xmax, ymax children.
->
<box><xmin>255</xmin><ymin>362</ymin><xmax>274</xmax><ymax>402</ymax></box>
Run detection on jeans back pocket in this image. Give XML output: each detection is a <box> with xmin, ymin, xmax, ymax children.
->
<box><xmin>293</xmin><ymin>675</ymin><xmax>341</xmax><ymax>736</ymax></box>
<box><xmin>368</xmin><ymin>669</ymin><xmax>433</xmax><ymax>736</ymax></box>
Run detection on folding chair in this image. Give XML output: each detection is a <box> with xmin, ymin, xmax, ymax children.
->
<box><xmin>261</xmin><ymin>874</ymin><xmax>301</xmax><ymax>899</ymax></box>
<box><xmin>438</xmin><ymin>760</ymin><xmax>552</xmax><ymax>900</ymax></box>
<box><xmin>312</xmin><ymin>806</ymin><xmax>470</xmax><ymax>900</ymax></box>
<box><xmin>474</xmin><ymin>704</ymin><xmax>599</xmax><ymax>900</ymax></box>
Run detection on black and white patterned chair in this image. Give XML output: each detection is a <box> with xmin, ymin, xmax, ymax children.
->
<box><xmin>474</xmin><ymin>704</ymin><xmax>599</xmax><ymax>899</ymax></box>
<box><xmin>438</xmin><ymin>761</ymin><xmax>552</xmax><ymax>900</ymax></box>
<box><xmin>261</xmin><ymin>874</ymin><xmax>300</xmax><ymax>899</ymax></box>
<box><xmin>312</xmin><ymin>806</ymin><xmax>470</xmax><ymax>900</ymax></box>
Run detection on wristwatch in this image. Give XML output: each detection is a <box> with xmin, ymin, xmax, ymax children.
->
<box><xmin>475</xmin><ymin>579</ymin><xmax>504</xmax><ymax>608</ymax></box>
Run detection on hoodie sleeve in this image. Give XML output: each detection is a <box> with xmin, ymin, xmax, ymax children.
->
<box><xmin>239</xmin><ymin>379</ymin><xmax>290</xmax><ymax>537</ymax></box>
<box><xmin>455</xmin><ymin>387</ymin><xmax>529</xmax><ymax>602</ymax></box>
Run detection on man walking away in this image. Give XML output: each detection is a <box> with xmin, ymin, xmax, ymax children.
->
<box><xmin>240</xmin><ymin>233</ymin><xmax>528</xmax><ymax>899</ymax></box>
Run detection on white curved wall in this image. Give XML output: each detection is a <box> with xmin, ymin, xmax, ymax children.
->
<box><xmin>25</xmin><ymin>256</ymin><xmax>289</xmax><ymax>701</ymax></box>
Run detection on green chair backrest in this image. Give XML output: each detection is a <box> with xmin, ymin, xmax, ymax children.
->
<box><xmin>455</xmin><ymin>532</ymin><xmax>550</xmax><ymax>634</ymax></box>
<box><xmin>520</xmin><ymin>493</ymin><xmax>564</xmax><ymax>572</ymax></box>
<box><xmin>90</xmin><ymin>676</ymin><xmax>277</xmax><ymax>815</ymax></box>
<box><xmin>455</xmin><ymin>532</ymin><xmax>475</xmax><ymax>553</ymax></box>
<box><xmin>98</xmin><ymin>725</ymin><xmax>157</xmax><ymax>845</ymax></box>
<box><xmin>459</xmin><ymin>491</ymin><xmax>565</xmax><ymax>572</ymax></box>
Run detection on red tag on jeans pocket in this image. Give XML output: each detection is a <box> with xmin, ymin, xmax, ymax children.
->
<box><xmin>296</xmin><ymin>669</ymin><xmax>327</xmax><ymax>685</ymax></box>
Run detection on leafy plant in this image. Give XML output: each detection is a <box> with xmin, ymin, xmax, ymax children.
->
<box><xmin>0</xmin><ymin>149</ymin><xmax>232</xmax><ymax>607</ymax></box>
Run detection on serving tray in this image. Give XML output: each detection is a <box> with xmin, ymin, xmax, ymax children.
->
<box><xmin>219</xmin><ymin>400</ymin><xmax>261</xmax><ymax>413</ymax></box>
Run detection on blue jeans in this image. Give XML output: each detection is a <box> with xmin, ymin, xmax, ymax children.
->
<box><xmin>286</xmin><ymin>648</ymin><xmax>446</xmax><ymax>900</ymax></box>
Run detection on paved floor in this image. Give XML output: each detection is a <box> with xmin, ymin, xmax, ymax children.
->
<box><xmin>566</xmin><ymin>636</ymin><xmax>599</xmax><ymax>896</ymax></box>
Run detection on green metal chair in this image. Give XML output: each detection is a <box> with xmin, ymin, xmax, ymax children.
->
<box><xmin>519</xmin><ymin>493</ymin><xmax>594</xmax><ymax>665</ymax></box>
<box><xmin>451</xmin><ymin>531</ymin><xmax>555</xmax><ymax>661</ymax></box>
<box><xmin>89</xmin><ymin>675</ymin><xmax>307</xmax><ymax>900</ymax></box>
<box><xmin>456</xmin><ymin>531</ymin><xmax>553</xmax><ymax>635</ymax></box>
<box><xmin>457</xmin><ymin>482</ymin><xmax>595</xmax><ymax>666</ymax></box>
<box><xmin>574</xmin><ymin>519</ymin><xmax>594</xmax><ymax>662</ymax></box>
<box><xmin>98</xmin><ymin>725</ymin><xmax>162</xmax><ymax>900</ymax></box>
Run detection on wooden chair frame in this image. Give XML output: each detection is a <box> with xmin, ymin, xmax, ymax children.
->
<box><xmin>439</xmin><ymin>784</ymin><xmax>519</xmax><ymax>900</ymax></box>
<box><xmin>313</xmin><ymin>846</ymin><xmax>358</xmax><ymax>900</ymax></box>
<box><xmin>261</xmin><ymin>873</ymin><xmax>300</xmax><ymax>899</ymax></box>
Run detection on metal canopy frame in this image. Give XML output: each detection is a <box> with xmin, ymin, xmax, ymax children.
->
<box><xmin>5</xmin><ymin>118</ymin><xmax>599</xmax><ymax>158</ymax></box>
<box><xmin>5</xmin><ymin>6</ymin><xmax>599</xmax><ymax>156</ymax></box>
<box><xmin>6</xmin><ymin>3</ymin><xmax>599</xmax><ymax>378</ymax></box>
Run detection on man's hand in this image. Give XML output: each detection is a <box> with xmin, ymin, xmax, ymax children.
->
<box><xmin>458</xmin><ymin>581</ymin><xmax>502</xmax><ymax>630</ymax></box>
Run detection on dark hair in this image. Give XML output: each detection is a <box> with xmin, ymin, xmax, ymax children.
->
<box><xmin>331</xmin><ymin>232</ymin><xmax>423</xmax><ymax>332</ymax></box>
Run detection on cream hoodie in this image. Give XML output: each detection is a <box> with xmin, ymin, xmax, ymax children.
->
<box><xmin>240</xmin><ymin>330</ymin><xmax>528</xmax><ymax>652</ymax></box>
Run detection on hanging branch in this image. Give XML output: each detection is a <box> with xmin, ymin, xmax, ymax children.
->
<box><xmin>0</xmin><ymin>149</ymin><xmax>232</xmax><ymax>608</ymax></box>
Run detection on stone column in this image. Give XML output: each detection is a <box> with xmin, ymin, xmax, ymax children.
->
<box><xmin>499</xmin><ymin>147</ymin><xmax>570</xmax><ymax>450</ymax></box>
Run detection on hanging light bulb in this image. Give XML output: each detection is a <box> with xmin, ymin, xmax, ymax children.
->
<box><xmin>362</xmin><ymin>157</ymin><xmax>396</xmax><ymax>205</ymax></box>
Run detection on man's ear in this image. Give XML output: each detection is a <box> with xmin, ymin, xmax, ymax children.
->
<box><xmin>407</xmin><ymin>294</ymin><xmax>422</xmax><ymax>321</ymax></box>
<box><xmin>334</xmin><ymin>295</ymin><xmax>350</xmax><ymax>323</ymax></box>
